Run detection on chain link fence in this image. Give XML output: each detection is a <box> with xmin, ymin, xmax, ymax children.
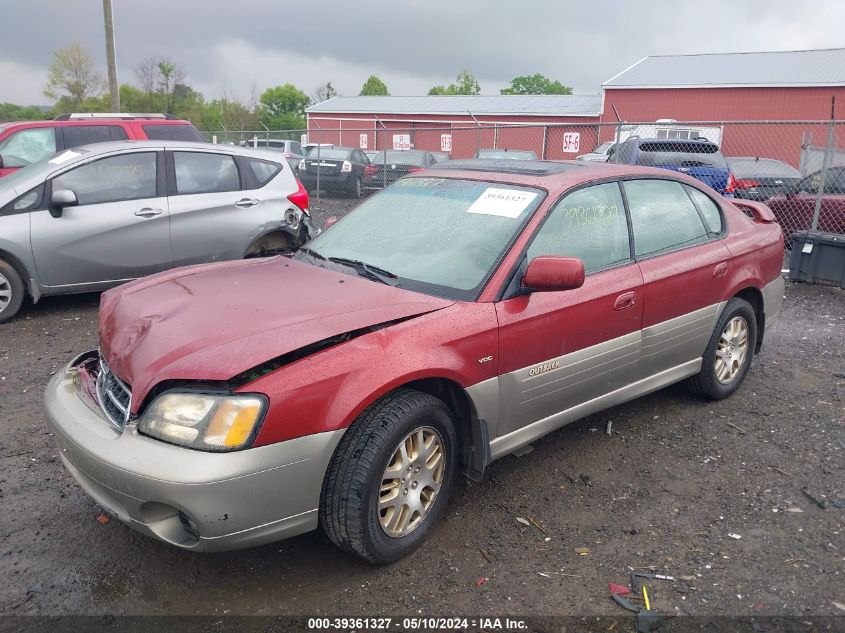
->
<box><xmin>201</xmin><ymin>119</ymin><xmax>845</xmax><ymax>247</ymax></box>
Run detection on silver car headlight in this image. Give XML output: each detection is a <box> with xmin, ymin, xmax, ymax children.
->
<box><xmin>137</xmin><ymin>392</ymin><xmax>266</xmax><ymax>452</ymax></box>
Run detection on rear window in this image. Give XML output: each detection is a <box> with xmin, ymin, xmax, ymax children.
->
<box><xmin>637</xmin><ymin>142</ymin><xmax>726</xmax><ymax>169</ymax></box>
<box><xmin>727</xmin><ymin>158</ymin><xmax>801</xmax><ymax>179</ymax></box>
<box><xmin>306</xmin><ymin>148</ymin><xmax>351</xmax><ymax>160</ymax></box>
<box><xmin>143</xmin><ymin>124</ymin><xmax>205</xmax><ymax>142</ymax></box>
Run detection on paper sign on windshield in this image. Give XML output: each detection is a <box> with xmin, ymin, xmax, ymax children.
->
<box><xmin>49</xmin><ymin>150</ymin><xmax>81</xmax><ymax>164</ymax></box>
<box><xmin>466</xmin><ymin>188</ymin><xmax>537</xmax><ymax>219</ymax></box>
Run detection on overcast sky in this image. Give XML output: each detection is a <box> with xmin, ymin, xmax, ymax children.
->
<box><xmin>3</xmin><ymin>0</ymin><xmax>845</xmax><ymax>106</ymax></box>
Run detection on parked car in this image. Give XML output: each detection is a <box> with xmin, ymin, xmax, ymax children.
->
<box><xmin>362</xmin><ymin>150</ymin><xmax>437</xmax><ymax>190</ymax></box>
<box><xmin>475</xmin><ymin>148</ymin><xmax>538</xmax><ymax>160</ymax></box>
<box><xmin>766</xmin><ymin>165</ymin><xmax>845</xmax><ymax>239</ymax></box>
<box><xmin>0</xmin><ymin>140</ymin><xmax>314</xmax><ymax>322</ymax></box>
<box><xmin>240</xmin><ymin>138</ymin><xmax>306</xmax><ymax>171</ymax></box>
<box><xmin>613</xmin><ymin>138</ymin><xmax>734</xmax><ymax>195</ymax></box>
<box><xmin>726</xmin><ymin>157</ymin><xmax>802</xmax><ymax>202</ymax></box>
<box><xmin>0</xmin><ymin>113</ymin><xmax>204</xmax><ymax>178</ymax></box>
<box><xmin>576</xmin><ymin>141</ymin><xmax>616</xmax><ymax>162</ymax></box>
<box><xmin>46</xmin><ymin>158</ymin><xmax>784</xmax><ymax>563</ymax></box>
<box><xmin>298</xmin><ymin>146</ymin><xmax>370</xmax><ymax>198</ymax></box>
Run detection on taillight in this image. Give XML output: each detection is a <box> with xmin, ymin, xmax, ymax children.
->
<box><xmin>724</xmin><ymin>172</ymin><xmax>738</xmax><ymax>194</ymax></box>
<box><xmin>287</xmin><ymin>178</ymin><xmax>309</xmax><ymax>216</ymax></box>
<box><xmin>283</xmin><ymin>152</ymin><xmax>292</xmax><ymax>158</ymax></box>
<box><xmin>298</xmin><ymin>159</ymin><xmax>305</xmax><ymax>171</ymax></box>
<box><xmin>363</xmin><ymin>165</ymin><xmax>378</xmax><ymax>177</ymax></box>
<box><xmin>734</xmin><ymin>178</ymin><xmax>761</xmax><ymax>189</ymax></box>
<box><xmin>340</xmin><ymin>160</ymin><xmax>352</xmax><ymax>173</ymax></box>
<box><xmin>407</xmin><ymin>167</ymin><xmax>422</xmax><ymax>173</ymax></box>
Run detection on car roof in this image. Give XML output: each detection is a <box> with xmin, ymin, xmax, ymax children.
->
<box><xmin>66</xmin><ymin>139</ymin><xmax>285</xmax><ymax>157</ymax></box>
<box><xmin>627</xmin><ymin>137</ymin><xmax>718</xmax><ymax>147</ymax></box>
<box><xmin>423</xmin><ymin>159</ymin><xmax>719</xmax><ymax>191</ymax></box>
<box><xmin>0</xmin><ymin>118</ymin><xmax>192</xmax><ymax>130</ymax></box>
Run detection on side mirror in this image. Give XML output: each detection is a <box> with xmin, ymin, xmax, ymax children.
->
<box><xmin>49</xmin><ymin>189</ymin><xmax>78</xmax><ymax>218</ymax></box>
<box><xmin>522</xmin><ymin>256</ymin><xmax>585</xmax><ymax>292</ymax></box>
<box><xmin>324</xmin><ymin>215</ymin><xmax>339</xmax><ymax>229</ymax></box>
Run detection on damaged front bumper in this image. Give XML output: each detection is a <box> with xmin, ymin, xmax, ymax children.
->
<box><xmin>44</xmin><ymin>353</ymin><xmax>344</xmax><ymax>552</ymax></box>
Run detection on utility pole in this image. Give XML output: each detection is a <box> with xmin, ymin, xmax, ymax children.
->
<box><xmin>102</xmin><ymin>0</ymin><xmax>120</xmax><ymax>111</ymax></box>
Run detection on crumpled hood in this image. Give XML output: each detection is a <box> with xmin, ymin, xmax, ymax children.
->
<box><xmin>98</xmin><ymin>257</ymin><xmax>453</xmax><ymax>411</ymax></box>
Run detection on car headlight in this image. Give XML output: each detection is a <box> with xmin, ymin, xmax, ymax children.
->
<box><xmin>137</xmin><ymin>392</ymin><xmax>266</xmax><ymax>452</ymax></box>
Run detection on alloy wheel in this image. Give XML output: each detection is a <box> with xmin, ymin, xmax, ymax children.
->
<box><xmin>0</xmin><ymin>271</ymin><xmax>11</xmax><ymax>314</ymax></box>
<box><xmin>715</xmin><ymin>316</ymin><xmax>749</xmax><ymax>384</ymax></box>
<box><xmin>378</xmin><ymin>426</ymin><xmax>445</xmax><ymax>538</ymax></box>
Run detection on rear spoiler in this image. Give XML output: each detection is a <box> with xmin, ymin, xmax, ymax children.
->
<box><xmin>731</xmin><ymin>199</ymin><xmax>777</xmax><ymax>223</ymax></box>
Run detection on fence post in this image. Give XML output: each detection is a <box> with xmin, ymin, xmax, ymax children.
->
<box><xmin>811</xmin><ymin>96</ymin><xmax>836</xmax><ymax>231</ymax></box>
<box><xmin>316</xmin><ymin>143</ymin><xmax>321</xmax><ymax>205</ymax></box>
<box><xmin>611</xmin><ymin>105</ymin><xmax>623</xmax><ymax>164</ymax></box>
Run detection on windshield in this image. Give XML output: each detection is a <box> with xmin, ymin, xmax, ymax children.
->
<box><xmin>306</xmin><ymin>148</ymin><xmax>351</xmax><ymax>160</ymax></box>
<box><xmin>477</xmin><ymin>149</ymin><xmax>537</xmax><ymax>160</ymax></box>
<box><xmin>727</xmin><ymin>158</ymin><xmax>801</xmax><ymax>179</ymax></box>
<box><xmin>298</xmin><ymin>177</ymin><xmax>544</xmax><ymax>300</ymax></box>
<box><xmin>0</xmin><ymin>148</ymin><xmax>88</xmax><ymax>191</ymax></box>
<box><xmin>637</xmin><ymin>142</ymin><xmax>727</xmax><ymax>168</ymax></box>
<box><xmin>368</xmin><ymin>150</ymin><xmax>427</xmax><ymax>165</ymax></box>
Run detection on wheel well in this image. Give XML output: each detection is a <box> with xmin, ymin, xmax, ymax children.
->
<box><xmin>244</xmin><ymin>231</ymin><xmax>294</xmax><ymax>257</ymax></box>
<box><xmin>733</xmin><ymin>287</ymin><xmax>765</xmax><ymax>352</ymax></box>
<box><xmin>404</xmin><ymin>378</ymin><xmax>478</xmax><ymax>473</ymax></box>
<box><xmin>0</xmin><ymin>249</ymin><xmax>31</xmax><ymax>299</ymax></box>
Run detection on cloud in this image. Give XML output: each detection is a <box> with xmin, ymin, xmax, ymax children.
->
<box><xmin>2</xmin><ymin>0</ymin><xmax>845</xmax><ymax>105</ymax></box>
<box><xmin>0</xmin><ymin>60</ymin><xmax>50</xmax><ymax>106</ymax></box>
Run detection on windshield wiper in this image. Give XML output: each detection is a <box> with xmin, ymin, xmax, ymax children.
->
<box><xmin>327</xmin><ymin>257</ymin><xmax>399</xmax><ymax>286</ymax></box>
<box><xmin>298</xmin><ymin>246</ymin><xmax>327</xmax><ymax>262</ymax></box>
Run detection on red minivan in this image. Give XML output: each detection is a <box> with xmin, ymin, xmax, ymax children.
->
<box><xmin>0</xmin><ymin>113</ymin><xmax>204</xmax><ymax>177</ymax></box>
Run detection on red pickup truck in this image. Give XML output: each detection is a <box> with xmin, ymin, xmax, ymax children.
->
<box><xmin>45</xmin><ymin>159</ymin><xmax>785</xmax><ymax>564</ymax></box>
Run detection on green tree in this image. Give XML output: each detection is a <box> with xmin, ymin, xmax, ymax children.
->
<box><xmin>259</xmin><ymin>84</ymin><xmax>309</xmax><ymax>130</ymax></box>
<box><xmin>0</xmin><ymin>103</ymin><xmax>47</xmax><ymax>121</ymax></box>
<box><xmin>501</xmin><ymin>73</ymin><xmax>572</xmax><ymax>95</ymax></box>
<box><xmin>359</xmin><ymin>75</ymin><xmax>389</xmax><ymax>96</ymax></box>
<box><xmin>428</xmin><ymin>70</ymin><xmax>480</xmax><ymax>96</ymax></box>
<box><xmin>44</xmin><ymin>43</ymin><xmax>105</xmax><ymax>108</ymax></box>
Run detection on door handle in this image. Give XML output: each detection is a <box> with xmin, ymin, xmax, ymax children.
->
<box><xmin>613</xmin><ymin>291</ymin><xmax>637</xmax><ymax>311</ymax></box>
<box><xmin>713</xmin><ymin>262</ymin><xmax>728</xmax><ymax>277</ymax></box>
<box><xmin>235</xmin><ymin>198</ymin><xmax>260</xmax><ymax>208</ymax></box>
<box><xmin>135</xmin><ymin>208</ymin><xmax>163</xmax><ymax>218</ymax></box>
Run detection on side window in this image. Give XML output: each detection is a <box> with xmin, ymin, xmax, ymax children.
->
<box><xmin>615</xmin><ymin>141</ymin><xmax>636</xmax><ymax>164</ymax></box>
<box><xmin>0</xmin><ymin>184</ymin><xmax>45</xmax><ymax>216</ymax></box>
<box><xmin>685</xmin><ymin>185</ymin><xmax>723</xmax><ymax>234</ymax></box>
<box><xmin>52</xmin><ymin>152</ymin><xmax>157</xmax><ymax>205</ymax></box>
<box><xmin>623</xmin><ymin>179</ymin><xmax>709</xmax><ymax>257</ymax></box>
<box><xmin>291</xmin><ymin>142</ymin><xmax>303</xmax><ymax>155</ymax></box>
<box><xmin>527</xmin><ymin>182</ymin><xmax>631</xmax><ymax>273</ymax></box>
<box><xmin>0</xmin><ymin>128</ymin><xmax>57</xmax><ymax>167</ymax></box>
<box><xmin>173</xmin><ymin>152</ymin><xmax>240</xmax><ymax>195</ymax></box>
<box><xmin>244</xmin><ymin>158</ymin><xmax>282</xmax><ymax>187</ymax></box>
<box><xmin>62</xmin><ymin>125</ymin><xmax>128</xmax><ymax>149</ymax></box>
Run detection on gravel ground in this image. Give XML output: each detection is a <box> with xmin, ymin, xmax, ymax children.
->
<box><xmin>0</xmin><ymin>195</ymin><xmax>843</xmax><ymax>620</ymax></box>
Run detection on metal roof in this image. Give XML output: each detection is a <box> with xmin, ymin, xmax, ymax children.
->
<box><xmin>306</xmin><ymin>95</ymin><xmax>602</xmax><ymax>117</ymax></box>
<box><xmin>603</xmin><ymin>48</ymin><xmax>845</xmax><ymax>89</ymax></box>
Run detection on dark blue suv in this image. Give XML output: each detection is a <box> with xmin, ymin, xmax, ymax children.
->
<box><xmin>613</xmin><ymin>138</ymin><xmax>734</xmax><ymax>196</ymax></box>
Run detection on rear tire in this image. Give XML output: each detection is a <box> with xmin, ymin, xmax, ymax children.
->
<box><xmin>348</xmin><ymin>176</ymin><xmax>363</xmax><ymax>199</ymax></box>
<box><xmin>320</xmin><ymin>388</ymin><xmax>458</xmax><ymax>564</ymax></box>
<box><xmin>0</xmin><ymin>259</ymin><xmax>25</xmax><ymax>324</ymax></box>
<box><xmin>687</xmin><ymin>297</ymin><xmax>757</xmax><ymax>400</ymax></box>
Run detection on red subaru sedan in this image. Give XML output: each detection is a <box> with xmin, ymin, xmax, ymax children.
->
<box><xmin>45</xmin><ymin>159</ymin><xmax>785</xmax><ymax>564</ymax></box>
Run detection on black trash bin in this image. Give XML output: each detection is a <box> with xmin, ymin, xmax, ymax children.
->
<box><xmin>788</xmin><ymin>231</ymin><xmax>845</xmax><ymax>289</ymax></box>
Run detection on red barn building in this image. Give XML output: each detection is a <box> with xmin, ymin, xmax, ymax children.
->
<box><xmin>305</xmin><ymin>48</ymin><xmax>845</xmax><ymax>169</ymax></box>
<box><xmin>600</xmin><ymin>48</ymin><xmax>845</xmax><ymax>167</ymax></box>
<box><xmin>305</xmin><ymin>95</ymin><xmax>602</xmax><ymax>160</ymax></box>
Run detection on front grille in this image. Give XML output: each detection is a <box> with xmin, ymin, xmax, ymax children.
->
<box><xmin>95</xmin><ymin>359</ymin><xmax>132</xmax><ymax>429</ymax></box>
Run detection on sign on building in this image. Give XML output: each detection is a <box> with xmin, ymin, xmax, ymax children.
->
<box><xmin>441</xmin><ymin>134</ymin><xmax>452</xmax><ymax>152</ymax></box>
<box><xmin>359</xmin><ymin>134</ymin><xmax>368</xmax><ymax>149</ymax></box>
<box><xmin>563</xmin><ymin>132</ymin><xmax>580</xmax><ymax>154</ymax></box>
<box><xmin>393</xmin><ymin>134</ymin><xmax>411</xmax><ymax>151</ymax></box>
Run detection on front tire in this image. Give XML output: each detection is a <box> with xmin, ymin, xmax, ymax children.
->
<box><xmin>687</xmin><ymin>297</ymin><xmax>757</xmax><ymax>400</ymax></box>
<box><xmin>320</xmin><ymin>388</ymin><xmax>458</xmax><ymax>564</ymax></box>
<box><xmin>0</xmin><ymin>259</ymin><xmax>25</xmax><ymax>324</ymax></box>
